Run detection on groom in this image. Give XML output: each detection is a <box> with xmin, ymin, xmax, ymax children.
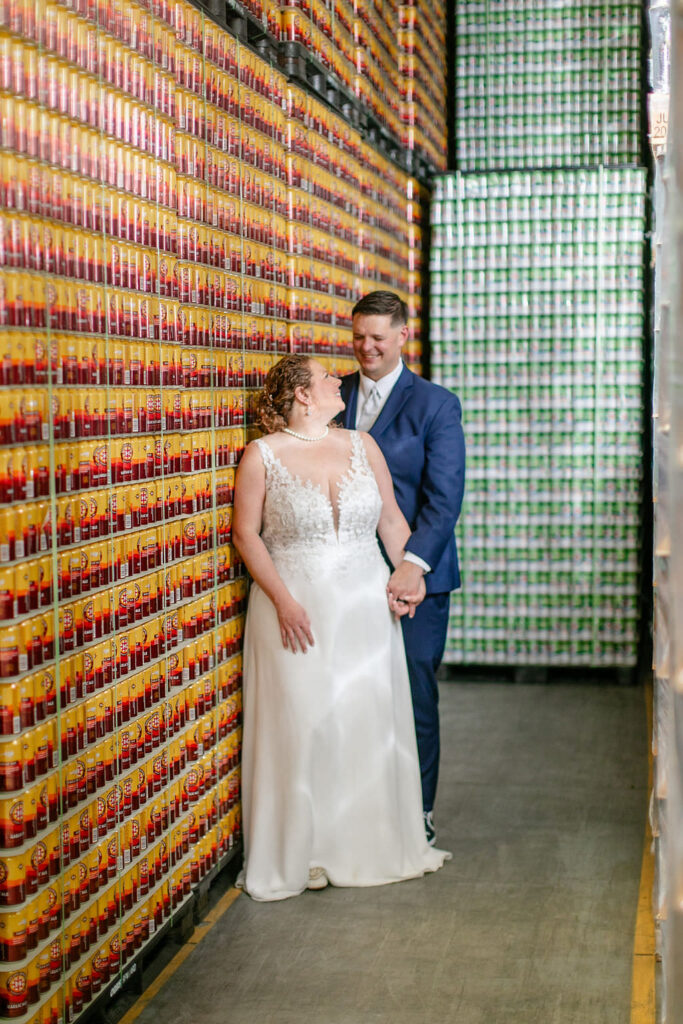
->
<box><xmin>339</xmin><ymin>291</ymin><xmax>465</xmax><ymax>845</ymax></box>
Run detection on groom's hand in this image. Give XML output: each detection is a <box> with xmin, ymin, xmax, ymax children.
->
<box><xmin>388</xmin><ymin>591</ymin><xmax>412</xmax><ymax>618</ymax></box>
<box><xmin>387</xmin><ymin>560</ymin><xmax>426</xmax><ymax>609</ymax></box>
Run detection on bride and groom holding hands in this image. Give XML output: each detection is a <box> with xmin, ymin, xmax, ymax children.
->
<box><xmin>233</xmin><ymin>291</ymin><xmax>466</xmax><ymax>901</ymax></box>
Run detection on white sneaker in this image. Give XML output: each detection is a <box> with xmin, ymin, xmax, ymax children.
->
<box><xmin>307</xmin><ymin>866</ymin><xmax>329</xmax><ymax>890</ymax></box>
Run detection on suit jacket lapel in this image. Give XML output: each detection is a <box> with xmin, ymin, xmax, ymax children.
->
<box><xmin>370</xmin><ymin>365</ymin><xmax>414</xmax><ymax>438</ymax></box>
<box><xmin>340</xmin><ymin>373</ymin><xmax>360</xmax><ymax>429</ymax></box>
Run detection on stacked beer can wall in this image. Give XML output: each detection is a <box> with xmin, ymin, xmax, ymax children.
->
<box><xmin>280</xmin><ymin>0</ymin><xmax>447</xmax><ymax>171</ymax></box>
<box><xmin>434</xmin><ymin>1</ymin><xmax>646</xmax><ymax>668</ymax></box>
<box><xmin>282</xmin><ymin>84</ymin><xmax>424</xmax><ymax>370</ymax></box>
<box><xmin>455</xmin><ymin>0</ymin><xmax>642</xmax><ymax>172</ymax></box>
<box><xmin>0</xmin><ymin>0</ymin><xmax>426</xmax><ymax>1019</ymax></box>
<box><xmin>431</xmin><ymin>168</ymin><xmax>646</xmax><ymax>666</ymax></box>
<box><xmin>398</xmin><ymin>0</ymin><xmax>447</xmax><ymax>170</ymax></box>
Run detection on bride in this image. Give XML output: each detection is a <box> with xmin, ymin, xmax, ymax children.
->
<box><xmin>233</xmin><ymin>354</ymin><xmax>449</xmax><ymax>901</ymax></box>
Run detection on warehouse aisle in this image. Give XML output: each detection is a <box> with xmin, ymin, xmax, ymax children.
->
<box><xmin>127</xmin><ymin>682</ymin><xmax>648</xmax><ymax>1024</ymax></box>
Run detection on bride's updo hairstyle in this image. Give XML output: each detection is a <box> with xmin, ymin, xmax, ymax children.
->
<box><xmin>257</xmin><ymin>354</ymin><xmax>313</xmax><ymax>434</ymax></box>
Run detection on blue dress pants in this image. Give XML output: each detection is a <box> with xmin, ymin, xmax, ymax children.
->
<box><xmin>400</xmin><ymin>591</ymin><xmax>451</xmax><ymax>814</ymax></box>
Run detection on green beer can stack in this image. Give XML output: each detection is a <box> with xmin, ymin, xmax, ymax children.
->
<box><xmin>431</xmin><ymin>167</ymin><xmax>646</xmax><ymax>667</ymax></box>
<box><xmin>455</xmin><ymin>0</ymin><xmax>642</xmax><ymax>173</ymax></box>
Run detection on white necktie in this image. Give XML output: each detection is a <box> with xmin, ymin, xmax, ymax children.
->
<box><xmin>357</xmin><ymin>385</ymin><xmax>381</xmax><ymax>431</ymax></box>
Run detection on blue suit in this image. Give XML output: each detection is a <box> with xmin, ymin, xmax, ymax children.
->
<box><xmin>340</xmin><ymin>365</ymin><xmax>465</xmax><ymax>812</ymax></box>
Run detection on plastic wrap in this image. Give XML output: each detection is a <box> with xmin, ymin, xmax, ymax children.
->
<box><xmin>651</xmin><ymin>0</ymin><xmax>681</xmax><ymax>1015</ymax></box>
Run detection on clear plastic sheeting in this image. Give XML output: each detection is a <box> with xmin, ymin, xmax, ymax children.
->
<box><xmin>651</xmin><ymin>0</ymin><xmax>683</xmax><ymax>1017</ymax></box>
<box><xmin>650</xmin><ymin>0</ymin><xmax>672</xmax><ymax>978</ymax></box>
<box><xmin>649</xmin><ymin>0</ymin><xmax>672</xmax><ymax>93</ymax></box>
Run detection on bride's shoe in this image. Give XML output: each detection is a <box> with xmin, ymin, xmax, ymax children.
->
<box><xmin>307</xmin><ymin>867</ymin><xmax>328</xmax><ymax>890</ymax></box>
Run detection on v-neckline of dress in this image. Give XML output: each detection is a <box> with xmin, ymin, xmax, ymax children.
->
<box><xmin>264</xmin><ymin>435</ymin><xmax>360</xmax><ymax>539</ymax></box>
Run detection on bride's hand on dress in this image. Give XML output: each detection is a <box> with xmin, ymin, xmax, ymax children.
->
<box><xmin>275</xmin><ymin>595</ymin><xmax>315</xmax><ymax>653</ymax></box>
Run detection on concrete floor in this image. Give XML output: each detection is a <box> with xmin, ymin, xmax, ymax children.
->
<box><xmin>129</xmin><ymin>681</ymin><xmax>648</xmax><ymax>1024</ymax></box>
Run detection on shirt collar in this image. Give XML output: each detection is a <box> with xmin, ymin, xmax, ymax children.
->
<box><xmin>359</xmin><ymin>359</ymin><xmax>404</xmax><ymax>400</ymax></box>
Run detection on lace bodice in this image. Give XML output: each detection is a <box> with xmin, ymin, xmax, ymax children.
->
<box><xmin>255</xmin><ymin>431</ymin><xmax>385</xmax><ymax>580</ymax></box>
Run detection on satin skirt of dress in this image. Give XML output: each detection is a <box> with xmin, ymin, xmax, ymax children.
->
<box><xmin>239</xmin><ymin>545</ymin><xmax>450</xmax><ymax>902</ymax></box>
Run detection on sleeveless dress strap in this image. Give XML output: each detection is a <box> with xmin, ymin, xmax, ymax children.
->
<box><xmin>350</xmin><ymin>430</ymin><xmax>372</xmax><ymax>473</ymax></box>
<box><xmin>254</xmin><ymin>436</ymin><xmax>276</xmax><ymax>470</ymax></box>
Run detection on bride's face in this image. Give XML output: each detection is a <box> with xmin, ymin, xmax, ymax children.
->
<box><xmin>305</xmin><ymin>360</ymin><xmax>344</xmax><ymax>416</ymax></box>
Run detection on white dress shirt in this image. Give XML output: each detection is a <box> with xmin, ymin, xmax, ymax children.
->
<box><xmin>355</xmin><ymin>359</ymin><xmax>404</xmax><ymax>430</ymax></box>
<box><xmin>355</xmin><ymin>361</ymin><xmax>431</xmax><ymax>576</ymax></box>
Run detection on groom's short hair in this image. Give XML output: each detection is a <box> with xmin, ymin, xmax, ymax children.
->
<box><xmin>352</xmin><ymin>291</ymin><xmax>408</xmax><ymax>327</ymax></box>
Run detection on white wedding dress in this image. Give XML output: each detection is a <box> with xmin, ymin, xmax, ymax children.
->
<box><xmin>238</xmin><ymin>430</ymin><xmax>449</xmax><ymax>901</ymax></box>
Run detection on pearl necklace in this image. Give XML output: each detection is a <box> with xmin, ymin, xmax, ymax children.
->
<box><xmin>282</xmin><ymin>426</ymin><xmax>329</xmax><ymax>442</ymax></box>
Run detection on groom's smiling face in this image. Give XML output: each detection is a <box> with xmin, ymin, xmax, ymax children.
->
<box><xmin>352</xmin><ymin>314</ymin><xmax>408</xmax><ymax>381</ymax></box>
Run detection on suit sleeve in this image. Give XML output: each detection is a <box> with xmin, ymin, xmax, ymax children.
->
<box><xmin>403</xmin><ymin>392</ymin><xmax>465</xmax><ymax>571</ymax></box>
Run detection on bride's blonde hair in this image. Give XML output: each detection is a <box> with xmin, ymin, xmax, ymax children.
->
<box><xmin>258</xmin><ymin>354</ymin><xmax>313</xmax><ymax>433</ymax></box>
